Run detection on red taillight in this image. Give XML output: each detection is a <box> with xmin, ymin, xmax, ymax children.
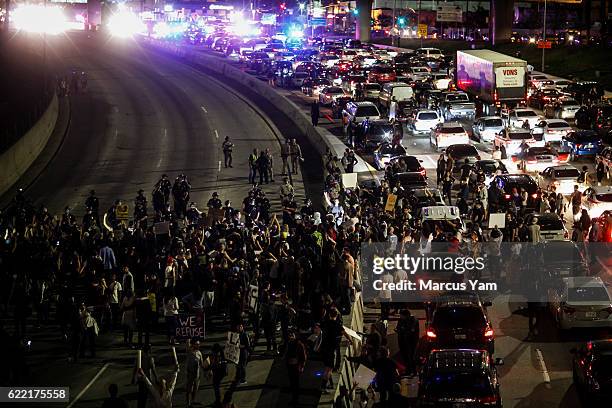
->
<box><xmin>512</xmin><ymin>156</ymin><xmax>519</xmax><ymax>162</ymax></box>
<box><xmin>478</xmin><ymin>395</ymin><xmax>498</xmax><ymax>405</ymax></box>
<box><xmin>563</xmin><ymin>305</ymin><xmax>576</xmax><ymax>314</ymax></box>
<box><xmin>426</xmin><ymin>330</ymin><xmax>437</xmax><ymax>339</ymax></box>
<box><xmin>476</xmin><ymin>155</ymin><xmax>481</xmax><ymax>160</ymax></box>
<box><xmin>531</xmin><ymin>193</ymin><xmax>538</xmax><ymax>199</ymax></box>
<box><xmin>504</xmin><ymin>194</ymin><xmax>511</xmax><ymax>200</ymax></box>
<box><xmin>484</xmin><ymin>328</ymin><xmax>494</xmax><ymax>338</ymax></box>
<box><xmin>576</xmin><ymin>144</ymin><xmax>582</xmax><ymax>149</ymax></box>
<box><xmin>419</xmin><ymin>169</ymin><xmax>426</xmax><ymax>176</ymax></box>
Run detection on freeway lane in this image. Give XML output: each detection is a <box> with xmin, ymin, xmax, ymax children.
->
<box><xmin>9</xmin><ymin>31</ymin><xmax>305</xmax><ymax>215</ymax></box>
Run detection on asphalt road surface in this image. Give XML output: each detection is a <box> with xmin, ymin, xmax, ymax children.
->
<box><xmin>3</xmin><ymin>31</ymin><xmax>322</xmax><ymax>408</ymax></box>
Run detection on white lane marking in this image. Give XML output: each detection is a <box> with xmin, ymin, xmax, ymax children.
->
<box><xmin>66</xmin><ymin>363</ymin><xmax>110</xmax><ymax>408</ymax></box>
<box><xmin>214</xmin><ymin>129</ymin><xmax>219</xmax><ymax>139</ymax></box>
<box><xmin>535</xmin><ymin>348</ymin><xmax>552</xmax><ymax>388</ymax></box>
<box><xmin>218</xmin><ymin>160</ymin><xmax>221</xmax><ymax>172</ymax></box>
<box><xmin>201</xmin><ymin>106</ymin><xmax>208</xmax><ymax>113</ymax></box>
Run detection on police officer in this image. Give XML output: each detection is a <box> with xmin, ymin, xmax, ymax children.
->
<box><xmin>207</xmin><ymin>192</ymin><xmax>222</xmax><ymax>209</ymax></box>
<box><xmin>154</xmin><ymin>174</ymin><xmax>172</xmax><ymax>207</ymax></box>
<box><xmin>222</xmin><ymin>136</ymin><xmax>234</xmax><ymax>168</ymax></box>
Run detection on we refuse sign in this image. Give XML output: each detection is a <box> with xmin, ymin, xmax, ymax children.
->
<box><xmin>175</xmin><ymin>314</ymin><xmax>205</xmax><ymax>341</ymax></box>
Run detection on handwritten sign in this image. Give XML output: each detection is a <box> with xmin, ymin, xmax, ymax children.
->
<box><xmin>225</xmin><ymin>331</ymin><xmax>240</xmax><ymax>364</ymax></box>
<box><xmin>175</xmin><ymin>314</ymin><xmax>205</xmax><ymax>341</ymax></box>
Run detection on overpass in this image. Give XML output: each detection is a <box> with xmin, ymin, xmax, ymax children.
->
<box><xmin>355</xmin><ymin>0</ymin><xmax>516</xmax><ymax>44</ymax></box>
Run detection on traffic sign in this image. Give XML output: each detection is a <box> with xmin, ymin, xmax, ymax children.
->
<box><xmin>537</xmin><ymin>41</ymin><xmax>552</xmax><ymax>49</ymax></box>
<box><xmin>417</xmin><ymin>24</ymin><xmax>428</xmax><ymax>38</ymax></box>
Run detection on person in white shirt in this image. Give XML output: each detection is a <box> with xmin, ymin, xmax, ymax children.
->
<box><xmin>163</xmin><ymin>291</ymin><xmax>180</xmax><ymax>345</ymax></box>
<box><xmin>108</xmin><ymin>274</ymin><xmax>122</xmax><ymax>329</ymax></box>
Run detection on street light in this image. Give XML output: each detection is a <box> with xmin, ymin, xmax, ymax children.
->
<box><xmin>541</xmin><ymin>0</ymin><xmax>547</xmax><ymax>72</ymax></box>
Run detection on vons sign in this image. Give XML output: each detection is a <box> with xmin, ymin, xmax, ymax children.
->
<box><xmin>495</xmin><ymin>66</ymin><xmax>525</xmax><ymax>88</ymax></box>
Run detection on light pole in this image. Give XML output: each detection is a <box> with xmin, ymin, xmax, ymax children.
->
<box><xmin>541</xmin><ymin>0</ymin><xmax>547</xmax><ymax>72</ymax></box>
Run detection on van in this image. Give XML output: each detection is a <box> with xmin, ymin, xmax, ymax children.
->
<box><xmin>415</xmin><ymin>47</ymin><xmax>444</xmax><ymax>59</ymax></box>
<box><xmin>378</xmin><ymin>82</ymin><xmax>414</xmax><ymax>109</ymax></box>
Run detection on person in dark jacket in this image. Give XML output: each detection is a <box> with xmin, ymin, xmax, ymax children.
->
<box><xmin>209</xmin><ymin>343</ymin><xmax>227</xmax><ymax>407</ymax></box>
<box><xmin>311</xmin><ymin>101</ymin><xmax>320</xmax><ymax>126</ymax></box>
<box><xmin>285</xmin><ymin>330</ymin><xmax>307</xmax><ymax>405</ymax></box>
<box><xmin>257</xmin><ymin>151</ymin><xmax>270</xmax><ymax>185</ymax></box>
<box><xmin>102</xmin><ymin>384</ymin><xmax>129</xmax><ymax>408</ymax></box>
<box><xmin>395</xmin><ymin>309</ymin><xmax>419</xmax><ymax>375</ymax></box>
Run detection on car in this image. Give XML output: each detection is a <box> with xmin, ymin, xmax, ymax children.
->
<box><xmin>419</xmin><ymin>349</ymin><xmax>503</xmax><ymax>408</ymax></box>
<box><xmin>550</xmin><ymin>78</ymin><xmax>573</xmax><ymax>91</ymax></box>
<box><xmin>540</xmin><ymin>241</ymin><xmax>590</xmax><ymax>279</ymax></box>
<box><xmin>544</xmin><ymin>97</ymin><xmax>581</xmax><ymax>120</ymax></box>
<box><xmin>446</xmin><ymin>144</ymin><xmax>481</xmax><ymax>172</ymax></box>
<box><xmin>421</xmin><ymin>206</ymin><xmax>467</xmax><ymax>241</ymax></box>
<box><xmin>357</xmin><ymin>119</ymin><xmax>394</xmax><ymax>151</ymax></box>
<box><xmin>426</xmin><ymin>291</ymin><xmax>495</xmax><ymax>354</ymax></box>
<box><xmin>372</xmin><ymin>143</ymin><xmax>407</xmax><ymax>170</ymax></box>
<box><xmin>493</xmin><ymin>127</ymin><xmax>541</xmax><ymax>159</ymax></box>
<box><xmin>524</xmin><ymin>213</ymin><xmax>569</xmax><ymax>241</ymax></box>
<box><xmin>515</xmin><ymin>146</ymin><xmax>561</xmax><ymax>173</ymax></box>
<box><xmin>430</xmin><ymin>122</ymin><xmax>470</xmax><ymax>151</ymax></box>
<box><xmin>531</xmin><ymin>119</ymin><xmax>572</xmax><ymax>143</ymax></box>
<box><xmin>548</xmin><ymin>276</ymin><xmax>612</xmax><ymax>330</ymax></box>
<box><xmin>528</xmin><ymin>88</ymin><xmax>564</xmax><ymax>110</ymax></box>
<box><xmin>564</xmin><ymin>80</ymin><xmax>602</xmax><ymax>104</ymax></box>
<box><xmin>528</xmin><ymin>73</ymin><xmax>549</xmax><ymax>88</ymax></box>
<box><xmin>301</xmin><ymin>77</ymin><xmax>331</xmax><ymax>96</ymax></box>
<box><xmin>415</xmin><ymin>47</ymin><xmax>444</xmax><ymax>59</ymax></box>
<box><xmin>318</xmin><ymin>86</ymin><xmax>347</xmax><ymax>106</ymax></box>
<box><xmin>410</xmin><ymin>187</ymin><xmax>446</xmax><ymax>212</ymax></box>
<box><xmin>493</xmin><ymin>174</ymin><xmax>540</xmax><ymax>210</ymax></box>
<box><xmin>387</xmin><ymin>155</ymin><xmax>426</xmax><ymax>175</ymax></box>
<box><xmin>440</xmin><ymin>92</ymin><xmax>476</xmax><ymax>121</ymax></box>
<box><xmin>571</xmin><ymin>340</ymin><xmax>612</xmax><ymax>402</ymax></box>
<box><xmin>378</xmin><ymin>82</ymin><xmax>414</xmax><ymax>110</ymax></box>
<box><xmin>537</xmin><ymin>165</ymin><xmax>582</xmax><ymax>194</ymax></box>
<box><xmin>501</xmin><ymin>108</ymin><xmax>542</xmax><ymax>129</ymax></box>
<box><xmin>562</xmin><ymin>130</ymin><xmax>603</xmax><ymax>160</ymax></box>
<box><xmin>472</xmin><ymin>116</ymin><xmax>504</xmax><ymax>143</ymax></box>
<box><xmin>405</xmin><ymin>66</ymin><xmax>431</xmax><ymax>82</ymax></box>
<box><xmin>582</xmin><ymin>186</ymin><xmax>612</xmax><ymax>218</ymax></box>
<box><xmin>409</xmin><ymin>110</ymin><xmax>442</xmax><ymax>136</ymax></box>
<box><xmin>430</xmin><ymin>73</ymin><xmax>452</xmax><ymax>90</ymax></box>
<box><xmin>473</xmin><ymin>160</ymin><xmax>508</xmax><ymax>186</ymax></box>
<box><xmin>331</xmin><ymin>96</ymin><xmax>353</xmax><ymax>119</ymax></box>
<box><xmin>342</xmin><ymin>101</ymin><xmax>382</xmax><ymax>133</ymax></box>
<box><xmin>367</xmin><ymin>65</ymin><xmax>397</xmax><ymax>83</ymax></box>
<box><xmin>390</xmin><ymin>171</ymin><xmax>428</xmax><ymax>189</ymax></box>
<box><xmin>362</xmin><ymin>83</ymin><xmax>382</xmax><ymax>100</ymax></box>
<box><xmin>291</xmin><ymin>71</ymin><xmax>310</xmax><ymax>88</ymax></box>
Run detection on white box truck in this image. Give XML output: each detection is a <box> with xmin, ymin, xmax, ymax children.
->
<box><xmin>456</xmin><ymin>50</ymin><xmax>528</xmax><ymax>115</ymax></box>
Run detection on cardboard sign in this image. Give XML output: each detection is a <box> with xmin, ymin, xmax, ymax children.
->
<box><xmin>341</xmin><ymin>172</ymin><xmax>358</xmax><ymax>189</ymax></box>
<box><xmin>224</xmin><ymin>331</ymin><xmax>241</xmax><ymax>364</ymax></box>
<box><xmin>115</xmin><ymin>204</ymin><xmax>129</xmax><ymax>220</ymax></box>
<box><xmin>343</xmin><ymin>325</ymin><xmax>362</xmax><ymax>342</ymax></box>
<box><xmin>248</xmin><ymin>285</ymin><xmax>259</xmax><ymax>314</ymax></box>
<box><xmin>384</xmin><ymin>194</ymin><xmax>398</xmax><ymax>212</ymax></box>
<box><xmin>175</xmin><ymin>314</ymin><xmax>205</xmax><ymax>341</ymax></box>
<box><xmin>353</xmin><ymin>365</ymin><xmax>376</xmax><ymax>390</ymax></box>
<box><xmin>488</xmin><ymin>213</ymin><xmax>506</xmax><ymax>229</ymax></box>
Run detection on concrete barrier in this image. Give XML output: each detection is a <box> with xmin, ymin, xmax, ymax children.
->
<box><xmin>0</xmin><ymin>93</ymin><xmax>59</xmax><ymax>197</ymax></box>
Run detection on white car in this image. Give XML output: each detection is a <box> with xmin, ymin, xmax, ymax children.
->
<box><xmin>582</xmin><ymin>186</ymin><xmax>612</xmax><ymax>218</ymax></box>
<box><xmin>430</xmin><ymin>122</ymin><xmax>470</xmax><ymax>151</ymax></box>
<box><xmin>543</xmin><ymin>97</ymin><xmax>581</xmax><ymax>120</ymax></box>
<box><xmin>410</xmin><ymin>110</ymin><xmax>442</xmax><ymax>136</ymax></box>
<box><xmin>362</xmin><ymin>83</ymin><xmax>382</xmax><ymax>100</ymax></box>
<box><xmin>502</xmin><ymin>108</ymin><xmax>542</xmax><ymax>129</ymax></box>
<box><xmin>538</xmin><ymin>165</ymin><xmax>582</xmax><ymax>195</ymax></box>
<box><xmin>406</xmin><ymin>66</ymin><xmax>431</xmax><ymax>82</ymax></box>
<box><xmin>550</xmin><ymin>78</ymin><xmax>573</xmax><ymax>91</ymax></box>
<box><xmin>430</xmin><ymin>73</ymin><xmax>452</xmax><ymax>90</ymax></box>
<box><xmin>525</xmin><ymin>213</ymin><xmax>568</xmax><ymax>241</ymax></box>
<box><xmin>532</xmin><ymin>119</ymin><xmax>572</xmax><ymax>143</ymax></box>
<box><xmin>549</xmin><ymin>276</ymin><xmax>612</xmax><ymax>330</ymax></box>
<box><xmin>493</xmin><ymin>127</ymin><xmax>542</xmax><ymax>159</ymax></box>
<box><xmin>319</xmin><ymin>86</ymin><xmax>347</xmax><ymax>106</ymax></box>
<box><xmin>472</xmin><ymin>116</ymin><xmax>504</xmax><ymax>143</ymax></box>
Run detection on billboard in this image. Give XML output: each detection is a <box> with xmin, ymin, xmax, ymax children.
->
<box><xmin>436</xmin><ymin>5</ymin><xmax>463</xmax><ymax>22</ymax></box>
<box><xmin>495</xmin><ymin>66</ymin><xmax>525</xmax><ymax>88</ymax></box>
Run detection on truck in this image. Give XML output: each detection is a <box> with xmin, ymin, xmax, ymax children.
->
<box><xmin>456</xmin><ymin>50</ymin><xmax>528</xmax><ymax>116</ymax></box>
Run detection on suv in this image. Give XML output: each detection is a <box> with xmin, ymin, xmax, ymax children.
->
<box><xmin>419</xmin><ymin>349</ymin><xmax>503</xmax><ymax>408</ymax></box>
<box><xmin>409</xmin><ymin>110</ymin><xmax>442</xmax><ymax>136</ymax></box>
<box><xmin>492</xmin><ymin>174</ymin><xmax>540</xmax><ymax>211</ymax></box>
<box><xmin>342</xmin><ymin>101</ymin><xmax>382</xmax><ymax>134</ymax></box>
<box><xmin>426</xmin><ymin>291</ymin><xmax>495</xmax><ymax>355</ymax></box>
<box><xmin>493</xmin><ymin>127</ymin><xmax>541</xmax><ymax>159</ymax></box>
<box><xmin>440</xmin><ymin>92</ymin><xmax>476</xmax><ymax>121</ymax></box>
<box><xmin>501</xmin><ymin>108</ymin><xmax>542</xmax><ymax>129</ymax></box>
<box><xmin>430</xmin><ymin>122</ymin><xmax>470</xmax><ymax>151</ymax></box>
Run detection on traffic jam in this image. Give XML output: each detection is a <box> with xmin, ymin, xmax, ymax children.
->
<box><xmin>174</xmin><ymin>24</ymin><xmax>612</xmax><ymax>406</ymax></box>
